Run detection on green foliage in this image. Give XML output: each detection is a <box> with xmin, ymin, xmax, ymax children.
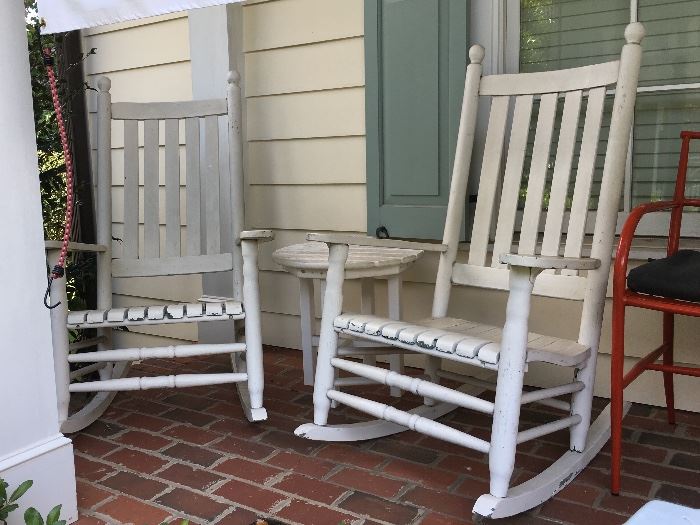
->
<box><xmin>25</xmin><ymin>1</ymin><xmax>98</xmax><ymax>315</ymax></box>
<box><xmin>25</xmin><ymin>0</ymin><xmax>65</xmax><ymax>241</ymax></box>
<box><xmin>0</xmin><ymin>479</ymin><xmax>60</xmax><ymax>525</ymax></box>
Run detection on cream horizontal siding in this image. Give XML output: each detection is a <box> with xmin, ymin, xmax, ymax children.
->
<box><xmin>83</xmin><ymin>13</ymin><xmax>196</xmax><ymax>347</ymax></box>
<box><xmin>241</xmin><ymin>0</ymin><xmax>368</xmax><ymax>357</ymax></box>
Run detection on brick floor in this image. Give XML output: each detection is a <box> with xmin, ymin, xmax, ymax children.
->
<box><xmin>70</xmin><ymin>348</ymin><xmax>700</xmax><ymax>525</ymax></box>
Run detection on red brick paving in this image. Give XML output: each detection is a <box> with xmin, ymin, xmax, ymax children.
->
<box><xmin>69</xmin><ymin>348</ymin><xmax>700</xmax><ymax>524</ymax></box>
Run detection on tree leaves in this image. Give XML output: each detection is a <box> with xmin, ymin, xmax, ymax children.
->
<box><xmin>24</xmin><ymin>508</ymin><xmax>44</xmax><ymax>525</ymax></box>
<box><xmin>9</xmin><ymin>481</ymin><xmax>33</xmax><ymax>504</ymax></box>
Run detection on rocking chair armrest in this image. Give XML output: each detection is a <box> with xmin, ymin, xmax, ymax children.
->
<box><xmin>44</xmin><ymin>240</ymin><xmax>108</xmax><ymax>253</ymax></box>
<box><xmin>499</xmin><ymin>253</ymin><xmax>601</xmax><ymax>271</ymax></box>
<box><xmin>307</xmin><ymin>233</ymin><xmax>447</xmax><ymax>253</ymax></box>
<box><xmin>239</xmin><ymin>229</ymin><xmax>274</xmax><ymax>243</ymax></box>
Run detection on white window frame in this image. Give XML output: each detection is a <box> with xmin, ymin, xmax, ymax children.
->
<box><xmin>494</xmin><ymin>0</ymin><xmax>700</xmax><ymax>239</ymax></box>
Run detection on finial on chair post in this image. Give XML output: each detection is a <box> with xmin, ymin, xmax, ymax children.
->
<box><xmin>469</xmin><ymin>45</ymin><xmax>485</xmax><ymax>65</ymax></box>
<box><xmin>97</xmin><ymin>76</ymin><xmax>111</xmax><ymax>92</ymax></box>
<box><xmin>228</xmin><ymin>70</ymin><xmax>241</xmax><ymax>86</ymax></box>
<box><xmin>624</xmin><ymin>22</ymin><xmax>645</xmax><ymax>44</ymax></box>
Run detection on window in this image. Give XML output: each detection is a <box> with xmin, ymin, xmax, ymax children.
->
<box><xmin>514</xmin><ymin>0</ymin><xmax>700</xmax><ymax>236</ymax></box>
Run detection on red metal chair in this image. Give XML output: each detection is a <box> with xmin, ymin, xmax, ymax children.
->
<box><xmin>611</xmin><ymin>130</ymin><xmax>700</xmax><ymax>495</ymax></box>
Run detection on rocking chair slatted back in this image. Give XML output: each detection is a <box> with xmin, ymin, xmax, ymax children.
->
<box><xmin>96</xmin><ymin>74</ymin><xmax>245</xmax><ymax>294</ymax></box>
<box><xmin>446</xmin><ymin>54</ymin><xmax>635</xmax><ymax>304</ymax></box>
<box><xmin>433</xmin><ymin>25</ymin><xmax>643</xmax><ymax>322</ymax></box>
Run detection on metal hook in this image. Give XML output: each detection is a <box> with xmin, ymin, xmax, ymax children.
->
<box><xmin>376</xmin><ymin>225</ymin><xmax>390</xmax><ymax>239</ymax></box>
<box><xmin>44</xmin><ymin>275</ymin><xmax>61</xmax><ymax>309</ymax></box>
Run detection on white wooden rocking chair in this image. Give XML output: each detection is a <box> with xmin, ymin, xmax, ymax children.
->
<box><xmin>46</xmin><ymin>72</ymin><xmax>271</xmax><ymax>434</ymax></box>
<box><xmin>295</xmin><ymin>24</ymin><xmax>645</xmax><ymax>518</ymax></box>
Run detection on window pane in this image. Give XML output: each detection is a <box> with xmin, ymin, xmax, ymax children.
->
<box><xmin>633</xmin><ymin>89</ymin><xmax>700</xmax><ymax>206</ymax></box>
<box><xmin>519</xmin><ymin>0</ymin><xmax>700</xmax><ymax>212</ymax></box>
<box><xmin>637</xmin><ymin>0</ymin><xmax>700</xmax><ymax>87</ymax></box>
<box><xmin>520</xmin><ymin>0</ymin><xmax>628</xmax><ymax>73</ymax></box>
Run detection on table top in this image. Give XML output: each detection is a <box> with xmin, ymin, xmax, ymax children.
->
<box><xmin>272</xmin><ymin>242</ymin><xmax>423</xmax><ymax>274</ymax></box>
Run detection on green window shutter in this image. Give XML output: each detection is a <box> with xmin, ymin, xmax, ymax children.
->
<box><xmin>365</xmin><ymin>0</ymin><xmax>469</xmax><ymax>240</ymax></box>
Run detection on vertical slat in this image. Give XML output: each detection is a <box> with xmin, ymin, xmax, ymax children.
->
<box><xmin>218</xmin><ymin>115</ymin><xmax>232</xmax><ymax>253</ymax></box>
<box><xmin>563</xmin><ymin>87</ymin><xmax>606</xmax><ymax>272</ymax></box>
<box><xmin>491</xmin><ymin>95</ymin><xmax>534</xmax><ymax>267</ymax></box>
<box><xmin>164</xmin><ymin>119</ymin><xmax>181</xmax><ymax>257</ymax></box>
<box><xmin>122</xmin><ymin>119</ymin><xmax>139</xmax><ymax>259</ymax></box>
<box><xmin>518</xmin><ymin>92</ymin><xmax>558</xmax><ymax>255</ymax></box>
<box><xmin>228</xmin><ymin>72</ymin><xmax>245</xmax><ymax>301</ymax></box>
<box><xmin>467</xmin><ymin>96</ymin><xmax>509</xmax><ymax>266</ymax></box>
<box><xmin>143</xmin><ymin>119</ymin><xmax>160</xmax><ymax>258</ymax></box>
<box><xmin>204</xmin><ymin>115</ymin><xmax>221</xmax><ymax>254</ymax></box>
<box><xmin>541</xmin><ymin>90</ymin><xmax>583</xmax><ymax>257</ymax></box>
<box><xmin>185</xmin><ymin>117</ymin><xmax>201</xmax><ymax>256</ymax></box>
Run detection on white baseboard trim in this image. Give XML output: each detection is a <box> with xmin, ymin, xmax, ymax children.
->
<box><xmin>0</xmin><ymin>434</ymin><xmax>78</xmax><ymax>525</ymax></box>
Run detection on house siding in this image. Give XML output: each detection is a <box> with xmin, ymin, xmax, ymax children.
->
<box><xmin>82</xmin><ymin>1</ymin><xmax>699</xmax><ymax>412</ymax></box>
<box><xmin>83</xmin><ymin>13</ymin><xmax>199</xmax><ymax>349</ymax></box>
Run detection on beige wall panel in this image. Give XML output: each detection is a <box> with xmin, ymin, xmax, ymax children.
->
<box><xmin>112</xmin><ymin>294</ymin><xmax>198</xmax><ymax>341</ymax></box>
<box><xmin>261</xmin><ymin>311</ymin><xmax>303</xmax><ymax>349</ymax></box>
<box><xmin>82</xmin><ymin>13</ymin><xmax>187</xmax><ymax>36</ymax></box>
<box><xmin>248</xmin><ymin>137</ymin><xmax>365</xmax><ymax>185</ymax></box>
<box><xmin>243</xmin><ymin>0</ymin><xmax>363</xmax><ymax>52</ymax></box>
<box><xmin>245</xmin><ymin>37</ymin><xmax>364</xmax><ymax>96</ymax></box>
<box><xmin>112</xmin><ymin>330</ymin><xmax>191</xmax><ymax>353</ymax></box>
<box><xmin>259</xmin><ymin>270</ymin><xmax>363</xmax><ymax>317</ymax></box>
<box><xmin>246</xmin><ymin>87</ymin><xmax>364</xmax><ymax>140</ymax></box>
<box><xmin>85</xmin><ymin>62</ymin><xmax>192</xmax><ymax>106</ymax></box>
<box><xmin>259</xmin><ymin>271</ymin><xmax>300</xmax><ymax>315</ymax></box>
<box><xmin>84</xmin><ymin>17</ymin><xmax>190</xmax><ymax>75</ymax></box>
<box><xmin>247</xmin><ymin>185</ymin><xmax>366</xmax><ymax>231</ymax></box>
<box><xmin>113</xmin><ymin>274</ymin><xmax>202</xmax><ymax>302</ymax></box>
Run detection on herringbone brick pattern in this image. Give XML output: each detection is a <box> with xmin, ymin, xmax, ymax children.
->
<box><xmin>71</xmin><ymin>348</ymin><xmax>700</xmax><ymax>524</ymax></box>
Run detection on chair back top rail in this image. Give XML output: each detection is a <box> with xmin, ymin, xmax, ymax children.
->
<box><xmin>479</xmin><ymin>60</ymin><xmax>620</xmax><ymax>96</ymax></box>
<box><xmin>111</xmin><ymin>99</ymin><xmax>228</xmax><ymax>120</ymax></box>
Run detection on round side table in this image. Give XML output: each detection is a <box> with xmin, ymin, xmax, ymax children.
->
<box><xmin>273</xmin><ymin>242</ymin><xmax>423</xmax><ymax>392</ymax></box>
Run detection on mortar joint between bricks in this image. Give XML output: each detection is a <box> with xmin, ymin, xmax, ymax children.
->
<box><xmin>392</xmin><ymin>481</ymin><xmax>415</xmax><ymax>501</ymax></box>
<box><xmin>268</xmin><ymin>496</ymin><xmax>293</xmax><ymax>515</ymax></box>
<box><xmin>265</xmin><ymin>470</ymin><xmax>292</xmax><ymax>487</ymax></box>
<box><xmin>407</xmin><ymin>507</ymin><xmax>430</xmax><ymax>525</ymax></box>
<box><xmin>321</xmin><ymin>462</ymin><xmax>349</xmax><ymax>482</ymax></box>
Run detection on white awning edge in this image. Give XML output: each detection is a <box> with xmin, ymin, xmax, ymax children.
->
<box><xmin>37</xmin><ymin>0</ymin><xmax>242</xmax><ymax>34</ymax></box>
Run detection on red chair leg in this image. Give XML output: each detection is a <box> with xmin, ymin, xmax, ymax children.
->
<box><xmin>662</xmin><ymin>312</ymin><xmax>676</xmax><ymax>425</ymax></box>
<box><xmin>610</xmin><ymin>295</ymin><xmax>626</xmax><ymax>495</ymax></box>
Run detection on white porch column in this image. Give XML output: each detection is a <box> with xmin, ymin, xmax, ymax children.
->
<box><xmin>189</xmin><ymin>5</ymin><xmax>245</xmax><ymax>344</ymax></box>
<box><xmin>0</xmin><ymin>2</ymin><xmax>78</xmax><ymax>523</ymax></box>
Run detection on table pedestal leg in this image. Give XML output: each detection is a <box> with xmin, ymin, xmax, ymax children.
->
<box><xmin>299</xmin><ymin>278</ymin><xmax>316</xmax><ymax>386</ymax></box>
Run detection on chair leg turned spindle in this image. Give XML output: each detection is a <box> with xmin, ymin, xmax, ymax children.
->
<box><xmin>662</xmin><ymin>312</ymin><xmax>676</xmax><ymax>425</ymax></box>
<box><xmin>489</xmin><ymin>266</ymin><xmax>536</xmax><ymax>498</ymax></box>
<box><xmin>313</xmin><ymin>243</ymin><xmax>349</xmax><ymax>426</ymax></box>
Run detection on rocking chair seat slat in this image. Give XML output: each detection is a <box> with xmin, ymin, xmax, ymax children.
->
<box><xmin>66</xmin><ymin>300</ymin><xmax>244</xmax><ymax>329</ymax></box>
<box><xmin>334</xmin><ymin>314</ymin><xmax>589</xmax><ymax>368</ymax></box>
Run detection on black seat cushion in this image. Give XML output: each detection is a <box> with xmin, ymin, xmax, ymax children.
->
<box><xmin>627</xmin><ymin>250</ymin><xmax>700</xmax><ymax>302</ymax></box>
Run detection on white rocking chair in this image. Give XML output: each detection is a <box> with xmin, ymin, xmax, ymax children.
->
<box><xmin>46</xmin><ymin>72</ymin><xmax>271</xmax><ymax>433</ymax></box>
<box><xmin>295</xmin><ymin>24</ymin><xmax>645</xmax><ymax>519</ymax></box>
